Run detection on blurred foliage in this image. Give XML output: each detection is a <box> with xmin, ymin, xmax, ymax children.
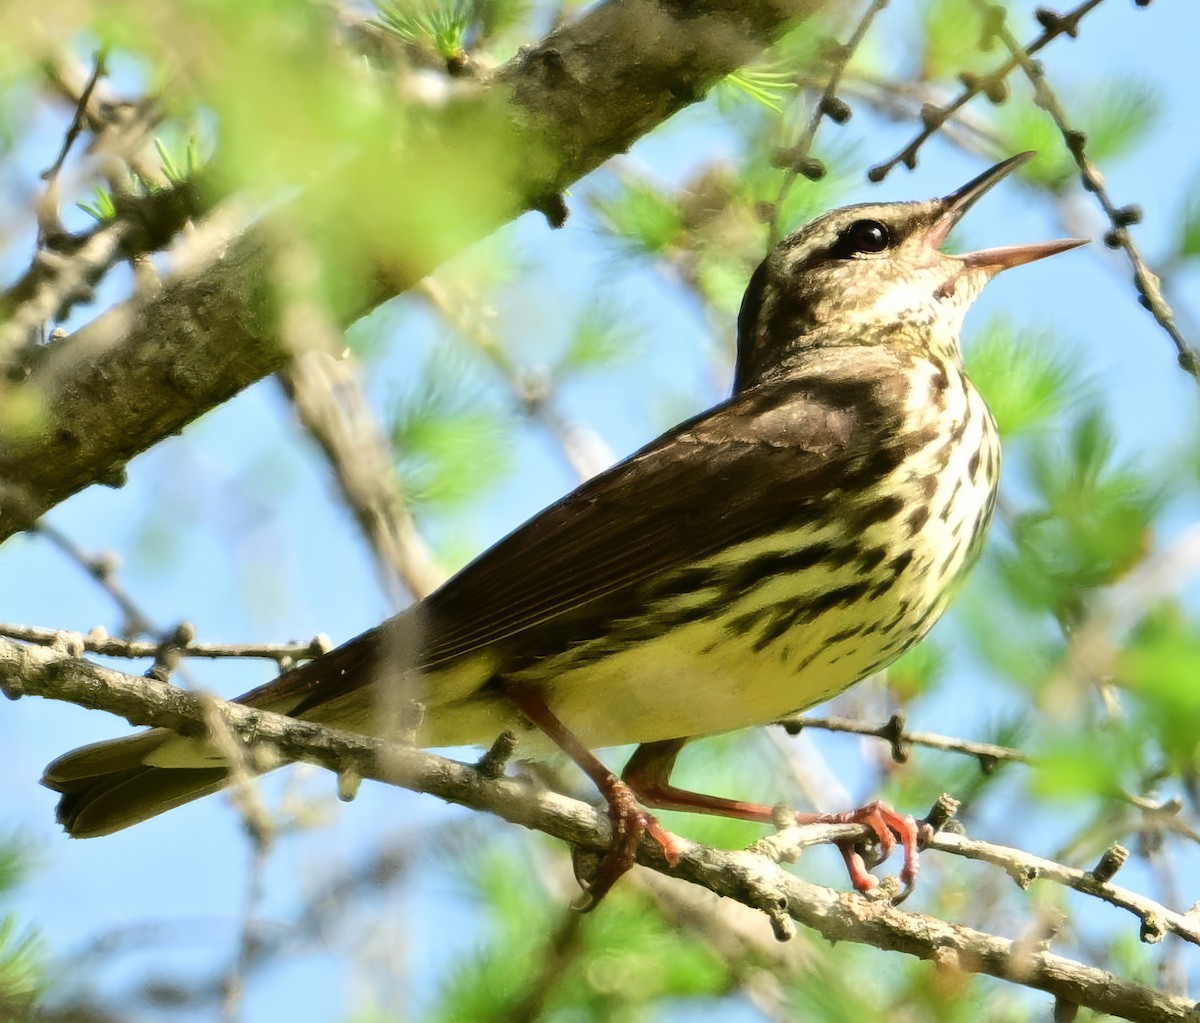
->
<box><xmin>964</xmin><ymin>318</ymin><xmax>1078</xmax><ymax>437</ymax></box>
<box><xmin>426</xmin><ymin>846</ymin><xmax>729</xmax><ymax>1022</ymax></box>
<box><xmin>391</xmin><ymin>350</ymin><xmax>514</xmax><ymax>510</ymax></box>
<box><xmin>0</xmin><ymin>841</ymin><xmax>41</xmax><ymax>1015</ymax></box>
<box><xmin>1003</xmin><ymin>410</ymin><xmax>1160</xmax><ymax>616</ymax></box>
<box><xmin>555</xmin><ymin>300</ymin><xmax>641</xmax><ymax>377</ymax></box>
<box><xmin>1178</xmin><ymin>171</ymin><xmax>1200</xmax><ymax>260</ymax></box>
<box><xmin>591</xmin><ymin>177</ymin><xmax>684</xmax><ymax>259</ymax></box>
<box><xmin>885</xmin><ymin>637</ymin><xmax>946</xmax><ymax>702</ymax></box>
<box><xmin>919</xmin><ymin>0</ymin><xmax>991</xmax><ymax>79</ymax></box>
<box><xmin>1006</xmin><ymin>76</ymin><xmax>1161</xmax><ymax>190</ymax></box>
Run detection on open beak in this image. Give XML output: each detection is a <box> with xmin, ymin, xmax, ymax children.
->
<box><xmin>929</xmin><ymin>151</ymin><xmax>1087</xmax><ymax>274</ymax></box>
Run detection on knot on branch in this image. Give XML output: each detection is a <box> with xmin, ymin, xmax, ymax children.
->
<box><xmin>879</xmin><ymin>711</ymin><xmax>910</xmax><ymax>763</ymax></box>
<box><xmin>475</xmin><ymin>729</ymin><xmax>518</xmax><ymax>779</ymax></box>
<box><xmin>923</xmin><ymin>793</ymin><xmax>961</xmax><ymax>836</ymax></box>
<box><xmin>1139</xmin><ymin>912</ymin><xmax>1166</xmax><ymax>944</ymax></box>
<box><xmin>1089</xmin><ymin>843</ymin><xmax>1129</xmax><ymax>884</ymax></box>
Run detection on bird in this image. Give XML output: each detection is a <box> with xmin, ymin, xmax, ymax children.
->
<box><xmin>43</xmin><ymin>151</ymin><xmax>1085</xmax><ymax>904</ymax></box>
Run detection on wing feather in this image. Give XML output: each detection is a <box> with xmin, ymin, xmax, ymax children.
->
<box><xmin>417</xmin><ymin>370</ymin><xmax>893</xmax><ymax>667</ymax></box>
<box><xmin>244</xmin><ymin>355</ymin><xmax>908</xmax><ymax>718</ymax></box>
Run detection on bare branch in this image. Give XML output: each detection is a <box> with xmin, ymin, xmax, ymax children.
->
<box><xmin>928</xmin><ymin>831</ymin><xmax>1200</xmax><ymax>947</ymax></box>
<box><xmin>768</xmin><ymin>0</ymin><xmax>890</xmax><ymax>244</ymax></box>
<box><xmin>40</xmin><ymin>49</ymin><xmax>109</xmax><ymax>185</ymax></box>
<box><xmin>0</xmin><ymin>622</ymin><xmax>328</xmax><ymax>665</ymax></box>
<box><xmin>781</xmin><ymin>711</ymin><xmax>1032</xmax><ymax>768</ymax></box>
<box><xmin>4</xmin><ymin>635</ymin><xmax>1196</xmax><ymax>1021</ymax></box>
<box><xmin>279</xmin><ymin>350</ymin><xmax>446</xmax><ymax>602</ymax></box>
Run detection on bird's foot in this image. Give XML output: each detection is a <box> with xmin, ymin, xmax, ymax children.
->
<box><xmin>797</xmin><ymin>799</ymin><xmax>928</xmax><ymax>902</ymax></box>
<box><xmin>574</xmin><ymin>776</ymin><xmax>682</xmax><ymax>911</ymax></box>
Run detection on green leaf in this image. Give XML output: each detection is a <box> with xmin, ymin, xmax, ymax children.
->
<box><xmin>1000</xmin><ymin>410</ymin><xmax>1159</xmax><ymax>615</ymax></box>
<box><xmin>965</xmin><ymin>318</ymin><xmax>1077</xmax><ymax>437</ymax></box>
<box><xmin>717</xmin><ymin>67</ymin><xmax>796</xmax><ymax>114</ymax></box>
<box><xmin>556</xmin><ymin>301</ymin><xmax>640</xmax><ymax>375</ymax></box>
<box><xmin>75</xmin><ymin>186</ymin><xmax>117</xmax><ymax>223</ymax></box>
<box><xmin>390</xmin><ymin>351</ymin><xmax>512</xmax><ymax>509</ymax></box>
<box><xmin>590</xmin><ymin>177</ymin><xmax>682</xmax><ymax>257</ymax></box>
<box><xmin>377</xmin><ymin>0</ymin><xmax>478</xmax><ymax>60</ymax></box>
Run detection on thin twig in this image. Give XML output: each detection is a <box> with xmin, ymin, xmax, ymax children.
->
<box><xmin>5</xmin><ymin>637</ymin><xmax>1195</xmax><ymax>1022</ymax></box>
<box><xmin>279</xmin><ymin>350</ymin><xmax>446</xmax><ymax>602</ymax></box>
<box><xmin>928</xmin><ymin>830</ymin><xmax>1200</xmax><ymax>947</ymax></box>
<box><xmin>866</xmin><ymin>0</ymin><xmax>1106</xmax><ymax>183</ymax></box>
<box><xmin>272</xmin><ymin>235</ymin><xmax>446</xmax><ymax>605</ymax></box>
<box><xmin>977</xmin><ymin>0</ymin><xmax>1197</xmax><ymax>379</ymax></box>
<box><xmin>0</xmin><ymin>622</ymin><xmax>328</xmax><ymax>665</ymax></box>
<box><xmin>41</xmin><ymin>49</ymin><xmax>108</xmax><ymax>185</ymax></box>
<box><xmin>781</xmin><ymin>711</ymin><xmax>1032</xmax><ymax>768</ymax></box>
<box><xmin>32</xmin><ymin>522</ymin><xmax>158</xmax><ymax>637</ymax></box>
<box><xmin>768</xmin><ymin>0</ymin><xmax>890</xmax><ymax>245</ymax></box>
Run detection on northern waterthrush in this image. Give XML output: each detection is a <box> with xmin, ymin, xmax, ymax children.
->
<box><xmin>44</xmin><ymin>153</ymin><xmax>1084</xmax><ymax>902</ymax></box>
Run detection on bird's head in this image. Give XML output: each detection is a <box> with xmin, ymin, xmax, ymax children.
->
<box><xmin>734</xmin><ymin>152</ymin><xmax>1085</xmax><ymax>391</ymax></box>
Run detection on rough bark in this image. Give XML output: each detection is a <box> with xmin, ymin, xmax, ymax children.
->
<box><xmin>0</xmin><ymin>0</ymin><xmax>824</xmax><ymax>540</ymax></box>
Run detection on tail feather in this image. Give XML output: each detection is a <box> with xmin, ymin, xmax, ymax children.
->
<box><xmin>43</xmin><ymin>729</ymin><xmax>231</xmax><ymax>838</ymax></box>
<box><xmin>42</xmin><ymin>617</ymin><xmax>432</xmax><ymax>838</ymax></box>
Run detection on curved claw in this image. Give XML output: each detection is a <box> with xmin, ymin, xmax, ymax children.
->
<box><xmin>573</xmin><ymin>780</ymin><xmax>680</xmax><ymax>912</ymax></box>
<box><xmin>800</xmin><ymin>799</ymin><xmax>922</xmax><ymax>895</ymax></box>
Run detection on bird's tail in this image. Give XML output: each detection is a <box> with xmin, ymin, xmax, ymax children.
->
<box><xmin>42</xmin><ymin>616</ymin><xmax>440</xmax><ymax>838</ymax></box>
<box><xmin>42</xmin><ymin>729</ymin><xmax>232</xmax><ymax>838</ymax></box>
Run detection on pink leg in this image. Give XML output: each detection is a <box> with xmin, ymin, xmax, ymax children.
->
<box><xmin>623</xmin><ymin>740</ymin><xmax>923</xmax><ymax>897</ymax></box>
<box><xmin>505</xmin><ymin>687</ymin><xmax>681</xmax><ymax>909</ymax></box>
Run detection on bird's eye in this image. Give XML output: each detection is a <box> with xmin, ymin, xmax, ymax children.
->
<box><xmin>832</xmin><ymin>219</ymin><xmax>891</xmax><ymax>258</ymax></box>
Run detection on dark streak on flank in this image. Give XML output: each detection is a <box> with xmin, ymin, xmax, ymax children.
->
<box><xmin>857</xmin><ymin>546</ymin><xmax>888</xmax><ymax>573</ymax></box>
<box><xmin>799</xmin><ymin>580</ymin><xmax>873</xmax><ymax>622</ymax></box>
<box><xmin>966</xmin><ymin>449</ymin><xmax>981</xmax><ymax>483</ymax></box>
<box><xmin>722</xmin><ymin>541</ymin><xmax>836</xmax><ymax>598</ymax></box>
<box><xmin>938</xmin><ymin>536</ymin><xmax>965</xmax><ymax>577</ymax></box>
<box><xmin>887</xmin><ymin>550</ymin><xmax>914</xmax><ymax>578</ymax></box>
<box><xmin>939</xmin><ymin>479</ymin><xmax>962</xmax><ymax>521</ymax></box>
<box><xmin>849</xmin><ymin>493</ymin><xmax>905</xmax><ymax>531</ymax></box>
<box><xmin>905</xmin><ymin>505</ymin><xmax>930</xmax><ymax>537</ymax></box>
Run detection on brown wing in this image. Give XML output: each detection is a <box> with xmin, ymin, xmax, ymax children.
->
<box><xmin>416</xmin><ymin>368</ymin><xmax>905</xmax><ymax>667</ymax></box>
<box><xmin>252</xmin><ymin>360</ymin><xmax>910</xmax><ymax>715</ymax></box>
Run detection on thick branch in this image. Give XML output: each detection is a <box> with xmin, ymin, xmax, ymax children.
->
<box><xmin>0</xmin><ymin>0</ymin><xmax>823</xmax><ymax>541</ymax></box>
<box><xmin>2</xmin><ymin>635</ymin><xmax>1194</xmax><ymax>1022</ymax></box>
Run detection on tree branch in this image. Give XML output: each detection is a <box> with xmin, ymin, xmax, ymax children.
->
<box><xmin>0</xmin><ymin>0</ymin><xmax>825</xmax><ymax>542</ymax></box>
<box><xmin>3</xmin><ymin>635</ymin><xmax>1195</xmax><ymax>1022</ymax></box>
